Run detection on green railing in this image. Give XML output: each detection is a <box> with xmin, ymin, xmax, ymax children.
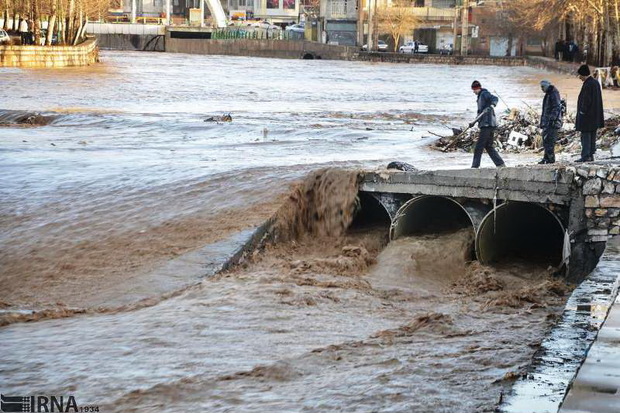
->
<box><xmin>211</xmin><ymin>28</ymin><xmax>304</xmax><ymax>41</ymax></box>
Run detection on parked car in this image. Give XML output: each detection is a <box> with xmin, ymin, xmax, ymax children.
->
<box><xmin>439</xmin><ymin>43</ymin><xmax>453</xmax><ymax>55</ymax></box>
<box><xmin>362</xmin><ymin>40</ymin><xmax>388</xmax><ymax>52</ymax></box>
<box><xmin>252</xmin><ymin>20</ymin><xmax>281</xmax><ymax>30</ymax></box>
<box><xmin>285</xmin><ymin>23</ymin><xmax>305</xmax><ymax>33</ymax></box>
<box><xmin>40</xmin><ymin>29</ymin><xmax>59</xmax><ymax>45</ymax></box>
<box><xmin>399</xmin><ymin>41</ymin><xmax>429</xmax><ymax>54</ymax></box>
<box><xmin>0</xmin><ymin>30</ymin><xmax>10</xmax><ymax>45</ymax></box>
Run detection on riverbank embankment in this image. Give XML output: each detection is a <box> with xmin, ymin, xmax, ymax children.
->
<box><xmin>0</xmin><ymin>37</ymin><xmax>99</xmax><ymax>68</ymax></box>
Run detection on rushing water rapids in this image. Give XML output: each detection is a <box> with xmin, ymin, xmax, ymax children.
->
<box><xmin>0</xmin><ymin>52</ymin><xmax>618</xmax><ymax>412</ymax></box>
<box><xmin>1</xmin><ymin>51</ymin><xmax>562</xmax><ymax>310</ymax></box>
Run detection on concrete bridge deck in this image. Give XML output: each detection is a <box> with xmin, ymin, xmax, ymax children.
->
<box><xmin>357</xmin><ymin>165</ymin><xmax>620</xmax><ymax>281</ymax></box>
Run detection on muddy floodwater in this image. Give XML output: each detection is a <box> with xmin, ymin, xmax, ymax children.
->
<box><xmin>0</xmin><ymin>52</ymin><xmax>617</xmax><ymax>412</ymax></box>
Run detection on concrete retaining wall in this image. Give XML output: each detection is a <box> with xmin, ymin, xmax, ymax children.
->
<box><xmin>0</xmin><ymin>38</ymin><xmax>99</xmax><ymax>68</ymax></box>
<box><xmin>354</xmin><ymin>52</ymin><xmax>528</xmax><ymax>66</ymax></box>
<box><xmin>165</xmin><ymin>36</ymin><xmax>357</xmax><ymax>60</ymax></box>
<box><xmin>95</xmin><ymin>34</ymin><xmax>164</xmax><ymax>51</ymax></box>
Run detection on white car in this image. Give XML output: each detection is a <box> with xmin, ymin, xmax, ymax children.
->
<box><xmin>252</xmin><ymin>21</ymin><xmax>281</xmax><ymax>30</ymax></box>
<box><xmin>362</xmin><ymin>40</ymin><xmax>388</xmax><ymax>52</ymax></box>
<box><xmin>285</xmin><ymin>23</ymin><xmax>305</xmax><ymax>33</ymax></box>
<box><xmin>399</xmin><ymin>41</ymin><xmax>429</xmax><ymax>54</ymax></box>
<box><xmin>0</xmin><ymin>30</ymin><xmax>10</xmax><ymax>45</ymax></box>
<box><xmin>439</xmin><ymin>43</ymin><xmax>453</xmax><ymax>55</ymax></box>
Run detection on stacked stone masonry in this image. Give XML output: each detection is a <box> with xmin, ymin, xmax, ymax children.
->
<box><xmin>0</xmin><ymin>38</ymin><xmax>99</xmax><ymax>68</ymax></box>
<box><xmin>572</xmin><ymin>165</ymin><xmax>620</xmax><ymax>242</ymax></box>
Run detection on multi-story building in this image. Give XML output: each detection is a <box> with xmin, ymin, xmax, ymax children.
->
<box><xmin>121</xmin><ymin>0</ymin><xmax>300</xmax><ymax>26</ymax></box>
<box><xmin>319</xmin><ymin>0</ymin><xmax>358</xmax><ymax>46</ymax></box>
<box><xmin>410</xmin><ymin>0</ymin><xmax>456</xmax><ymax>53</ymax></box>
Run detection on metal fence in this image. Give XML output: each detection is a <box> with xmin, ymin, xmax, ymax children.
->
<box><xmin>211</xmin><ymin>28</ymin><xmax>304</xmax><ymax>41</ymax></box>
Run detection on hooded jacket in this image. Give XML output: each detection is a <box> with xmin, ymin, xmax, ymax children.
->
<box><xmin>540</xmin><ymin>85</ymin><xmax>562</xmax><ymax>130</ymax></box>
<box><xmin>476</xmin><ymin>89</ymin><xmax>498</xmax><ymax>128</ymax></box>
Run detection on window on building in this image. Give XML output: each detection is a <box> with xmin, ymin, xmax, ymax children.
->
<box><xmin>267</xmin><ymin>0</ymin><xmax>279</xmax><ymax>8</ymax></box>
<box><xmin>330</xmin><ymin>0</ymin><xmax>347</xmax><ymax>16</ymax></box>
<box><xmin>238</xmin><ymin>0</ymin><xmax>247</xmax><ymax>6</ymax></box>
<box><xmin>283</xmin><ymin>0</ymin><xmax>295</xmax><ymax>9</ymax></box>
<box><xmin>414</xmin><ymin>0</ymin><xmax>425</xmax><ymax>7</ymax></box>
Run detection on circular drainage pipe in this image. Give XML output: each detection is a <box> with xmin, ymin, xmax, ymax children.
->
<box><xmin>390</xmin><ymin>195</ymin><xmax>483</xmax><ymax>240</ymax></box>
<box><xmin>476</xmin><ymin>202</ymin><xmax>565</xmax><ymax>267</ymax></box>
<box><xmin>350</xmin><ymin>192</ymin><xmax>392</xmax><ymax>229</ymax></box>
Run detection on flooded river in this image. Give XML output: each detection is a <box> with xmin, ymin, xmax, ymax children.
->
<box><xmin>0</xmin><ymin>52</ymin><xmax>617</xmax><ymax>412</ymax></box>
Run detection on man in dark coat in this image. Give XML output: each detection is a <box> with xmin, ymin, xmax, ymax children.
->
<box><xmin>469</xmin><ymin>80</ymin><xmax>505</xmax><ymax>168</ymax></box>
<box><xmin>576</xmin><ymin>64</ymin><xmax>605</xmax><ymax>162</ymax></box>
<box><xmin>539</xmin><ymin>80</ymin><xmax>563</xmax><ymax>164</ymax></box>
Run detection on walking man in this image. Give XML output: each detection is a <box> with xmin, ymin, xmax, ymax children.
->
<box><xmin>576</xmin><ymin>64</ymin><xmax>604</xmax><ymax>162</ymax></box>
<box><xmin>539</xmin><ymin>80</ymin><xmax>562</xmax><ymax>164</ymax></box>
<box><xmin>469</xmin><ymin>80</ymin><xmax>505</xmax><ymax>168</ymax></box>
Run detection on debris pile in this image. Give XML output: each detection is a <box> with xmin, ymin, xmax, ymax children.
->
<box><xmin>431</xmin><ymin>108</ymin><xmax>620</xmax><ymax>155</ymax></box>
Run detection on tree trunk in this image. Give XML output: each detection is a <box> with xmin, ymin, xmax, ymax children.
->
<box><xmin>73</xmin><ymin>8</ymin><xmax>84</xmax><ymax>45</ymax></box>
<box><xmin>66</xmin><ymin>0</ymin><xmax>75</xmax><ymax>46</ymax></box>
<box><xmin>31</xmin><ymin>0</ymin><xmax>40</xmax><ymax>46</ymax></box>
<box><xmin>46</xmin><ymin>2</ymin><xmax>56</xmax><ymax>46</ymax></box>
<box><xmin>2</xmin><ymin>2</ymin><xmax>8</xmax><ymax>31</ymax></box>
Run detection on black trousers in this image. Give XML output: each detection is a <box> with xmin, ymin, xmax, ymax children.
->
<box><xmin>542</xmin><ymin>128</ymin><xmax>558</xmax><ymax>162</ymax></box>
<box><xmin>580</xmin><ymin>130</ymin><xmax>597</xmax><ymax>160</ymax></box>
<box><xmin>471</xmin><ymin>127</ymin><xmax>504</xmax><ymax>168</ymax></box>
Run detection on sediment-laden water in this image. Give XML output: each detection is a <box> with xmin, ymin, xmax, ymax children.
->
<box><xmin>0</xmin><ymin>52</ymin><xmax>617</xmax><ymax>412</ymax></box>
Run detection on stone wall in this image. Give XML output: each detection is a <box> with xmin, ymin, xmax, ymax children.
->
<box><xmin>0</xmin><ymin>38</ymin><xmax>99</xmax><ymax>68</ymax></box>
<box><xmin>354</xmin><ymin>52</ymin><xmax>528</xmax><ymax>66</ymax></box>
<box><xmin>96</xmin><ymin>34</ymin><xmax>164</xmax><ymax>51</ymax></box>
<box><xmin>165</xmin><ymin>36</ymin><xmax>357</xmax><ymax>60</ymax></box>
<box><xmin>571</xmin><ymin>165</ymin><xmax>620</xmax><ymax>242</ymax></box>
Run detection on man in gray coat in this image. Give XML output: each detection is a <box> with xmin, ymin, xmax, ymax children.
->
<box><xmin>469</xmin><ymin>80</ymin><xmax>505</xmax><ymax>168</ymax></box>
<box><xmin>576</xmin><ymin>64</ymin><xmax>605</xmax><ymax>162</ymax></box>
<box><xmin>539</xmin><ymin>80</ymin><xmax>563</xmax><ymax>164</ymax></box>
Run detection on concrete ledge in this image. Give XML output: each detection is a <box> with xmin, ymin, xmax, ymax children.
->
<box><xmin>354</xmin><ymin>52</ymin><xmax>528</xmax><ymax>66</ymax></box>
<box><xmin>0</xmin><ymin>37</ymin><xmax>99</xmax><ymax>68</ymax></box>
<box><xmin>165</xmin><ymin>35</ymin><xmax>357</xmax><ymax>60</ymax></box>
<box><xmin>360</xmin><ymin>168</ymin><xmax>575</xmax><ymax>205</ymax></box>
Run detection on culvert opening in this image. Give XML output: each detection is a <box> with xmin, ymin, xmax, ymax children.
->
<box><xmin>476</xmin><ymin>202</ymin><xmax>565</xmax><ymax>267</ymax></box>
<box><xmin>391</xmin><ymin>196</ymin><xmax>476</xmax><ymax>239</ymax></box>
<box><xmin>350</xmin><ymin>192</ymin><xmax>391</xmax><ymax>230</ymax></box>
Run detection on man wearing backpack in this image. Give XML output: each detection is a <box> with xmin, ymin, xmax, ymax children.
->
<box><xmin>469</xmin><ymin>81</ymin><xmax>506</xmax><ymax>168</ymax></box>
<box><xmin>538</xmin><ymin>80</ymin><xmax>563</xmax><ymax>164</ymax></box>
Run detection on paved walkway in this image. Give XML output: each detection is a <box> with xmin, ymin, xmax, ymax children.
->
<box><xmin>526</xmin><ymin>55</ymin><xmax>585</xmax><ymax>75</ymax></box>
<box><xmin>560</xmin><ymin>247</ymin><xmax>620</xmax><ymax>413</ymax></box>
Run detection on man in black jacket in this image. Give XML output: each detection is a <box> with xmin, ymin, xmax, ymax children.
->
<box><xmin>539</xmin><ymin>80</ymin><xmax>563</xmax><ymax>164</ymax></box>
<box><xmin>469</xmin><ymin>80</ymin><xmax>505</xmax><ymax>168</ymax></box>
<box><xmin>576</xmin><ymin>64</ymin><xmax>605</xmax><ymax>162</ymax></box>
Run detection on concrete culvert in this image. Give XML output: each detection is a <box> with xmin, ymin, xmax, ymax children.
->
<box><xmin>350</xmin><ymin>192</ymin><xmax>392</xmax><ymax>229</ymax></box>
<box><xmin>390</xmin><ymin>196</ymin><xmax>476</xmax><ymax>240</ymax></box>
<box><xmin>476</xmin><ymin>202</ymin><xmax>565</xmax><ymax>267</ymax></box>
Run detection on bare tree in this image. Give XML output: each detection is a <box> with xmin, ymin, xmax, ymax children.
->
<box><xmin>376</xmin><ymin>0</ymin><xmax>419</xmax><ymax>52</ymax></box>
<box><xmin>504</xmin><ymin>0</ymin><xmax>620</xmax><ymax>65</ymax></box>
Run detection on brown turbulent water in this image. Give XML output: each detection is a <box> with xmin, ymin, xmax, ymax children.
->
<box><xmin>0</xmin><ymin>168</ymin><xmax>569</xmax><ymax>412</ymax></box>
<box><xmin>4</xmin><ymin>52</ymin><xmax>613</xmax><ymax>411</ymax></box>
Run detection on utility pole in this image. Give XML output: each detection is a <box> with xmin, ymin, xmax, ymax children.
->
<box><xmin>200</xmin><ymin>0</ymin><xmax>205</xmax><ymax>27</ymax></box>
<box><xmin>453</xmin><ymin>2</ymin><xmax>458</xmax><ymax>55</ymax></box>
<box><xmin>461</xmin><ymin>0</ymin><xmax>469</xmax><ymax>55</ymax></box>
<box><xmin>357</xmin><ymin>0</ymin><xmax>364</xmax><ymax>46</ymax></box>
<box><xmin>165</xmin><ymin>0</ymin><xmax>171</xmax><ymax>25</ymax></box>
<box><xmin>367</xmin><ymin>0</ymin><xmax>374</xmax><ymax>51</ymax></box>
<box><xmin>131</xmin><ymin>0</ymin><xmax>137</xmax><ymax>24</ymax></box>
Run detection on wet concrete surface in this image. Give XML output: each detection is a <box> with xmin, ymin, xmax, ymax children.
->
<box><xmin>560</xmin><ymin>262</ymin><xmax>620</xmax><ymax>413</ymax></box>
<box><xmin>500</xmin><ymin>247</ymin><xmax>620</xmax><ymax>413</ymax></box>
